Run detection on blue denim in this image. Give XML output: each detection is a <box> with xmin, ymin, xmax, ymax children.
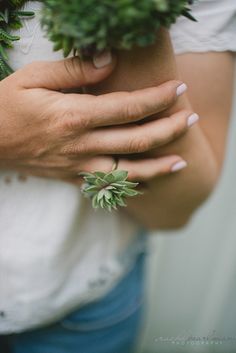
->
<box><xmin>1</xmin><ymin>252</ymin><xmax>146</xmax><ymax>353</ymax></box>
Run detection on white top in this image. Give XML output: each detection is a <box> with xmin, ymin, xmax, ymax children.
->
<box><xmin>1</xmin><ymin>0</ymin><xmax>236</xmax><ymax>334</ymax></box>
<box><xmin>171</xmin><ymin>0</ymin><xmax>236</xmax><ymax>54</ymax></box>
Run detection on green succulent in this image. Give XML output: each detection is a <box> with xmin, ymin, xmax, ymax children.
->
<box><xmin>80</xmin><ymin>169</ymin><xmax>141</xmax><ymax>212</ymax></box>
<box><xmin>42</xmin><ymin>0</ymin><xmax>195</xmax><ymax>57</ymax></box>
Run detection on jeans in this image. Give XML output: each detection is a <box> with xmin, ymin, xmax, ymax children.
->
<box><xmin>0</xmin><ymin>252</ymin><xmax>146</xmax><ymax>353</ymax></box>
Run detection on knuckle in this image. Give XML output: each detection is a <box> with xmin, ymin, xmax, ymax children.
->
<box><xmin>171</xmin><ymin>120</ymin><xmax>184</xmax><ymax>139</ymax></box>
<box><xmin>57</xmin><ymin>100</ymin><xmax>93</xmax><ymax>134</ymax></box>
<box><xmin>167</xmin><ymin>80</ymin><xmax>181</xmax><ymax>96</ymax></box>
<box><xmin>77</xmin><ymin>109</ymin><xmax>93</xmax><ymax>130</ymax></box>
<box><xmin>60</xmin><ymin>140</ymin><xmax>89</xmax><ymax>157</ymax></box>
<box><xmin>171</xmin><ymin>110</ymin><xmax>190</xmax><ymax>137</ymax></box>
<box><xmin>63</xmin><ymin>57</ymin><xmax>86</xmax><ymax>83</ymax></box>
<box><xmin>159</xmin><ymin>81</ymin><xmax>177</xmax><ymax>110</ymax></box>
<box><xmin>159</xmin><ymin>81</ymin><xmax>179</xmax><ymax>108</ymax></box>
<box><xmin>127</xmin><ymin>169</ymin><xmax>138</xmax><ymax>181</ymax></box>
<box><xmin>161</xmin><ymin>94</ymin><xmax>174</xmax><ymax>110</ymax></box>
<box><xmin>63</xmin><ymin>58</ymin><xmax>77</xmax><ymax>81</ymax></box>
<box><xmin>130</xmin><ymin>136</ymin><xmax>150</xmax><ymax>153</ymax></box>
<box><xmin>123</xmin><ymin>93</ymin><xmax>142</xmax><ymax>122</ymax></box>
<box><xmin>56</xmin><ymin>111</ymin><xmax>85</xmax><ymax>136</ymax></box>
<box><xmin>57</xmin><ymin>109</ymin><xmax>77</xmax><ymax>134</ymax></box>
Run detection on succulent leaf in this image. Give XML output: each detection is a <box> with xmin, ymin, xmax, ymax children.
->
<box><xmin>81</xmin><ymin>169</ymin><xmax>142</xmax><ymax>211</ymax></box>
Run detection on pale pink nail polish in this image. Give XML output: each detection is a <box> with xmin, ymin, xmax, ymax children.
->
<box><xmin>176</xmin><ymin>83</ymin><xmax>187</xmax><ymax>96</ymax></box>
<box><xmin>93</xmin><ymin>51</ymin><xmax>112</xmax><ymax>68</ymax></box>
<box><xmin>171</xmin><ymin>160</ymin><xmax>188</xmax><ymax>173</ymax></box>
<box><xmin>187</xmin><ymin>113</ymin><xmax>199</xmax><ymax>127</ymax></box>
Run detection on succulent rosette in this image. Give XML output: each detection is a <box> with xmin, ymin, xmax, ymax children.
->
<box><xmin>80</xmin><ymin>170</ymin><xmax>141</xmax><ymax>211</ymax></box>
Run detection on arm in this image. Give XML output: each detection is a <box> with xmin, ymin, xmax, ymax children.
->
<box><xmin>89</xmin><ymin>30</ymin><xmax>235</xmax><ymax>229</ymax></box>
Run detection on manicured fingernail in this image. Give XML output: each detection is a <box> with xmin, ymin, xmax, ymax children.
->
<box><xmin>93</xmin><ymin>51</ymin><xmax>112</xmax><ymax>69</ymax></box>
<box><xmin>187</xmin><ymin>113</ymin><xmax>199</xmax><ymax>127</ymax></box>
<box><xmin>176</xmin><ymin>83</ymin><xmax>187</xmax><ymax>96</ymax></box>
<box><xmin>171</xmin><ymin>160</ymin><xmax>188</xmax><ymax>173</ymax></box>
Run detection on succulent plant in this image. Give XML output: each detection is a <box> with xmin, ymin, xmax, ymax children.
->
<box><xmin>80</xmin><ymin>169</ymin><xmax>141</xmax><ymax>212</ymax></box>
<box><xmin>42</xmin><ymin>0</ymin><xmax>195</xmax><ymax>58</ymax></box>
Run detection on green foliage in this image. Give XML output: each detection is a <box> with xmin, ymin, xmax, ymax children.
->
<box><xmin>0</xmin><ymin>0</ymin><xmax>34</xmax><ymax>79</ymax></box>
<box><xmin>80</xmin><ymin>169</ymin><xmax>141</xmax><ymax>211</ymax></box>
<box><xmin>42</xmin><ymin>0</ymin><xmax>195</xmax><ymax>57</ymax></box>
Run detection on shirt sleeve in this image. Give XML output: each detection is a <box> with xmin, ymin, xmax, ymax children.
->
<box><xmin>170</xmin><ymin>0</ymin><xmax>236</xmax><ymax>55</ymax></box>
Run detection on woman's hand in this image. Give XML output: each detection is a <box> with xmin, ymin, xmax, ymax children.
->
<box><xmin>0</xmin><ymin>54</ymin><xmax>195</xmax><ymax>184</ymax></box>
<box><xmin>85</xmin><ymin>30</ymin><xmax>221</xmax><ymax>229</ymax></box>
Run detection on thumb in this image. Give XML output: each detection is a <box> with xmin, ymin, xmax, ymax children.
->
<box><xmin>15</xmin><ymin>51</ymin><xmax>116</xmax><ymax>90</ymax></box>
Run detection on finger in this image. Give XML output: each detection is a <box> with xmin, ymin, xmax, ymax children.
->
<box><xmin>76</xmin><ymin>156</ymin><xmax>115</xmax><ymax>174</ymax></box>
<box><xmin>64</xmin><ymin>110</ymin><xmax>198</xmax><ymax>156</ymax></box>
<box><xmin>64</xmin><ymin>154</ymin><xmax>187</xmax><ymax>187</ymax></box>
<box><xmin>65</xmin><ymin>80</ymin><xmax>186</xmax><ymax>129</ymax></box>
<box><xmin>65</xmin><ymin>156</ymin><xmax>115</xmax><ymax>185</ymax></box>
<box><xmin>13</xmin><ymin>52</ymin><xmax>116</xmax><ymax>90</ymax></box>
<box><xmin>118</xmin><ymin>156</ymin><xmax>188</xmax><ymax>181</ymax></box>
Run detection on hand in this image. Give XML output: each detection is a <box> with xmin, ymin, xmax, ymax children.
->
<box><xmin>0</xmin><ymin>54</ymin><xmax>196</xmax><ymax>184</ymax></box>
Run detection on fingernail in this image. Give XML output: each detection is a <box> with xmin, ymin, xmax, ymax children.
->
<box><xmin>171</xmin><ymin>160</ymin><xmax>188</xmax><ymax>173</ymax></box>
<box><xmin>176</xmin><ymin>83</ymin><xmax>187</xmax><ymax>96</ymax></box>
<box><xmin>187</xmin><ymin>113</ymin><xmax>199</xmax><ymax>127</ymax></box>
<box><xmin>93</xmin><ymin>51</ymin><xmax>112</xmax><ymax>69</ymax></box>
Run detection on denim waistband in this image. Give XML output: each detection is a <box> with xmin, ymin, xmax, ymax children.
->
<box><xmin>60</xmin><ymin>250</ymin><xmax>147</xmax><ymax>332</ymax></box>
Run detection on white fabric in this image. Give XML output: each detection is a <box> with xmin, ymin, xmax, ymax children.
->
<box><xmin>0</xmin><ymin>1</ymin><xmax>143</xmax><ymax>334</ymax></box>
<box><xmin>140</xmin><ymin>1</ymin><xmax>236</xmax><ymax>352</ymax></box>
<box><xmin>170</xmin><ymin>0</ymin><xmax>236</xmax><ymax>54</ymax></box>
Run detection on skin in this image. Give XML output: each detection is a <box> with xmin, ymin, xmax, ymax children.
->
<box><xmin>176</xmin><ymin>52</ymin><xmax>234</xmax><ymax>169</ymax></box>
<box><xmin>89</xmin><ymin>30</ymin><xmax>235</xmax><ymax>229</ymax></box>
<box><xmin>0</xmin><ymin>53</ymin><xmax>190</xmax><ymax>184</ymax></box>
<box><xmin>0</xmin><ymin>31</ymin><xmax>234</xmax><ymax>230</ymax></box>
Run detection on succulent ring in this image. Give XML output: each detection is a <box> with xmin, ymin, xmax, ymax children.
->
<box><xmin>80</xmin><ymin>157</ymin><xmax>141</xmax><ymax>211</ymax></box>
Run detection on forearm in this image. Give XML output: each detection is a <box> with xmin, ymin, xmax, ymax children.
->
<box><xmin>89</xmin><ymin>29</ymin><xmax>219</xmax><ymax>229</ymax></box>
<box><xmin>126</xmin><ymin>126</ymin><xmax>218</xmax><ymax>230</ymax></box>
